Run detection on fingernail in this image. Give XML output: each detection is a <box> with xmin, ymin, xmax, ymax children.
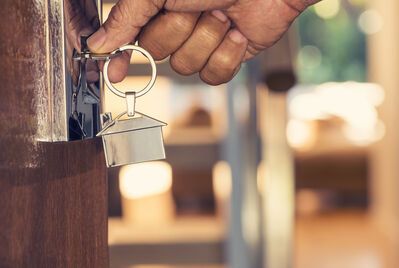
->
<box><xmin>87</xmin><ymin>27</ymin><xmax>106</xmax><ymax>51</ymax></box>
<box><xmin>211</xmin><ymin>10</ymin><xmax>228</xmax><ymax>22</ymax></box>
<box><xmin>229</xmin><ymin>29</ymin><xmax>246</xmax><ymax>44</ymax></box>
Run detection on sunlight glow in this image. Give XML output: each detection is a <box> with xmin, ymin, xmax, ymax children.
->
<box><xmin>314</xmin><ymin>0</ymin><xmax>341</xmax><ymax>19</ymax></box>
<box><xmin>358</xmin><ymin>9</ymin><xmax>384</xmax><ymax>35</ymax></box>
<box><xmin>287</xmin><ymin>119</ymin><xmax>316</xmax><ymax>149</ymax></box>
<box><xmin>119</xmin><ymin>161</ymin><xmax>172</xmax><ymax>199</ymax></box>
<box><xmin>288</xmin><ymin>82</ymin><xmax>385</xmax><ymax>147</ymax></box>
<box><xmin>212</xmin><ymin>161</ymin><xmax>232</xmax><ymax>200</ymax></box>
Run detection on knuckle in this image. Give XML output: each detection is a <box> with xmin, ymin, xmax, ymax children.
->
<box><xmin>196</xmin><ymin>25</ymin><xmax>224</xmax><ymax>44</ymax></box>
<box><xmin>170</xmin><ymin>54</ymin><xmax>198</xmax><ymax>75</ymax></box>
<box><xmin>164</xmin><ymin>0</ymin><xmax>177</xmax><ymax>10</ymax></box>
<box><xmin>139</xmin><ymin>12</ymin><xmax>198</xmax><ymax>61</ymax></box>
<box><xmin>200</xmin><ymin>71</ymin><xmax>230</xmax><ymax>86</ymax></box>
<box><xmin>142</xmin><ymin>0</ymin><xmax>165</xmax><ymax>18</ymax></box>
<box><xmin>139</xmin><ymin>36</ymin><xmax>168</xmax><ymax>61</ymax></box>
<box><xmin>212</xmin><ymin>52</ymin><xmax>237</xmax><ymax>73</ymax></box>
<box><xmin>107</xmin><ymin>4</ymin><xmax>129</xmax><ymax>29</ymax></box>
<box><xmin>151</xmin><ymin>0</ymin><xmax>166</xmax><ymax>10</ymax></box>
<box><xmin>199</xmin><ymin>52</ymin><xmax>238</xmax><ymax>85</ymax></box>
<box><xmin>168</xmin><ymin>13</ymin><xmax>197</xmax><ymax>34</ymax></box>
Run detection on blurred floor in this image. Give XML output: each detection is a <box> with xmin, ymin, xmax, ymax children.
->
<box><xmin>295</xmin><ymin>210</ymin><xmax>397</xmax><ymax>268</ymax></box>
<box><xmin>110</xmin><ymin>211</ymin><xmax>397</xmax><ymax>268</ymax></box>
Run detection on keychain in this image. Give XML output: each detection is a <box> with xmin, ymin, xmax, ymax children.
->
<box><xmin>72</xmin><ymin>40</ymin><xmax>167</xmax><ymax>168</ymax></box>
<box><xmin>97</xmin><ymin>45</ymin><xmax>167</xmax><ymax>168</ymax></box>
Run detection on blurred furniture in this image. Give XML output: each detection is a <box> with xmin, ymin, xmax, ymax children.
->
<box><xmin>108</xmin><ymin>216</ymin><xmax>224</xmax><ymax>267</ymax></box>
<box><xmin>296</xmin><ymin>150</ymin><xmax>369</xmax><ymax>209</ymax></box>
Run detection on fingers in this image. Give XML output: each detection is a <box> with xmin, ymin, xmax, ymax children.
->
<box><xmin>200</xmin><ymin>29</ymin><xmax>248</xmax><ymax>85</ymax></box>
<box><xmin>170</xmin><ymin>11</ymin><xmax>231</xmax><ymax>75</ymax></box>
<box><xmin>139</xmin><ymin>11</ymin><xmax>201</xmax><ymax>60</ymax></box>
<box><xmin>106</xmin><ymin>50</ymin><xmax>132</xmax><ymax>83</ymax></box>
<box><xmin>87</xmin><ymin>0</ymin><xmax>164</xmax><ymax>53</ymax></box>
<box><xmin>140</xmin><ymin>10</ymin><xmax>246</xmax><ymax>85</ymax></box>
<box><xmin>65</xmin><ymin>0</ymin><xmax>99</xmax><ymax>84</ymax></box>
<box><xmin>164</xmin><ymin>0</ymin><xmax>237</xmax><ymax>11</ymax></box>
<box><xmin>86</xmin><ymin>59</ymin><xmax>100</xmax><ymax>83</ymax></box>
<box><xmin>64</xmin><ymin>0</ymin><xmax>94</xmax><ymax>51</ymax></box>
<box><xmin>81</xmin><ymin>0</ymin><xmax>100</xmax><ymax>29</ymax></box>
<box><xmin>87</xmin><ymin>0</ymin><xmax>238</xmax><ymax>54</ymax></box>
<box><xmin>86</xmin><ymin>0</ymin><xmax>246</xmax><ymax>86</ymax></box>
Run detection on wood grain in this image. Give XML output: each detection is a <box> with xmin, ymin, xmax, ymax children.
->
<box><xmin>0</xmin><ymin>1</ymin><xmax>109</xmax><ymax>267</ymax></box>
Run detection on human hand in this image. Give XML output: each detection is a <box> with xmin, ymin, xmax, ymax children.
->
<box><xmin>64</xmin><ymin>0</ymin><xmax>101</xmax><ymax>84</ymax></box>
<box><xmin>87</xmin><ymin>0</ymin><xmax>320</xmax><ymax>85</ymax></box>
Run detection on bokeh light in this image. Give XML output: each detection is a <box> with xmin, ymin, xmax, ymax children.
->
<box><xmin>119</xmin><ymin>161</ymin><xmax>173</xmax><ymax>199</ymax></box>
<box><xmin>314</xmin><ymin>0</ymin><xmax>341</xmax><ymax>19</ymax></box>
<box><xmin>288</xmin><ymin>82</ymin><xmax>385</xmax><ymax>148</ymax></box>
<box><xmin>358</xmin><ymin>9</ymin><xmax>384</xmax><ymax>35</ymax></box>
<box><xmin>297</xmin><ymin>45</ymin><xmax>322</xmax><ymax>70</ymax></box>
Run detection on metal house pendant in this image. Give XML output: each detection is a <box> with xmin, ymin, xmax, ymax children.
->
<box><xmin>98</xmin><ymin>112</ymin><xmax>167</xmax><ymax>168</ymax></box>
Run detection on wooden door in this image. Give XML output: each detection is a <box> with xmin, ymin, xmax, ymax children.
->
<box><xmin>0</xmin><ymin>1</ymin><xmax>109</xmax><ymax>267</ymax></box>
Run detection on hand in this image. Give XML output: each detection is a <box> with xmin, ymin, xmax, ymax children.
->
<box><xmin>64</xmin><ymin>0</ymin><xmax>101</xmax><ymax>84</ymax></box>
<box><xmin>87</xmin><ymin>0</ymin><xmax>320</xmax><ymax>85</ymax></box>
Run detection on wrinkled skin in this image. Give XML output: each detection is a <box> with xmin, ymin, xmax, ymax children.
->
<box><xmin>78</xmin><ymin>0</ymin><xmax>320</xmax><ymax>85</ymax></box>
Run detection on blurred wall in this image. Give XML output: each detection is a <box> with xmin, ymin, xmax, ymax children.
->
<box><xmin>369</xmin><ymin>0</ymin><xmax>399</xmax><ymax>258</ymax></box>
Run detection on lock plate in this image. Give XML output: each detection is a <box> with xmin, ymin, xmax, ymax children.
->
<box><xmin>42</xmin><ymin>0</ymin><xmax>103</xmax><ymax>142</ymax></box>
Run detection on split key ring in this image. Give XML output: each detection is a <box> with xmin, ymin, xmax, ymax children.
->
<box><xmin>103</xmin><ymin>45</ymin><xmax>157</xmax><ymax>99</ymax></box>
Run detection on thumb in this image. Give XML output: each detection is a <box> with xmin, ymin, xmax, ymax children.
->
<box><xmin>87</xmin><ymin>0</ymin><xmax>163</xmax><ymax>53</ymax></box>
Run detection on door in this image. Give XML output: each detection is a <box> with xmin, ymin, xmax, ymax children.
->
<box><xmin>0</xmin><ymin>1</ymin><xmax>109</xmax><ymax>267</ymax></box>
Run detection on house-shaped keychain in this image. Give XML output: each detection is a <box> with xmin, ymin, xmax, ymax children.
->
<box><xmin>96</xmin><ymin>44</ymin><xmax>167</xmax><ymax>168</ymax></box>
<box><xmin>98</xmin><ymin>112</ymin><xmax>167</xmax><ymax>168</ymax></box>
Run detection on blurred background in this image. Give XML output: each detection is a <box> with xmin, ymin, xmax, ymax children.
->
<box><xmin>103</xmin><ymin>0</ymin><xmax>399</xmax><ymax>267</ymax></box>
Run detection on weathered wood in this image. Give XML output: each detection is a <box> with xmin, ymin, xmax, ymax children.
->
<box><xmin>0</xmin><ymin>1</ymin><xmax>109</xmax><ymax>267</ymax></box>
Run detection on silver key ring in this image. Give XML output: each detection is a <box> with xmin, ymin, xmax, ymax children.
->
<box><xmin>103</xmin><ymin>45</ymin><xmax>157</xmax><ymax>98</ymax></box>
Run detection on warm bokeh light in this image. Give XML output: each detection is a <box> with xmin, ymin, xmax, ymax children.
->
<box><xmin>288</xmin><ymin>82</ymin><xmax>385</xmax><ymax>147</ymax></box>
<box><xmin>286</xmin><ymin>119</ymin><xmax>317</xmax><ymax>149</ymax></box>
<box><xmin>314</xmin><ymin>0</ymin><xmax>341</xmax><ymax>19</ymax></box>
<box><xmin>297</xmin><ymin>45</ymin><xmax>322</xmax><ymax>70</ymax></box>
<box><xmin>343</xmin><ymin>119</ymin><xmax>386</xmax><ymax>146</ymax></box>
<box><xmin>213</xmin><ymin>161</ymin><xmax>232</xmax><ymax>220</ymax></box>
<box><xmin>212</xmin><ymin>161</ymin><xmax>232</xmax><ymax>201</ymax></box>
<box><xmin>358</xmin><ymin>9</ymin><xmax>384</xmax><ymax>35</ymax></box>
<box><xmin>289</xmin><ymin>92</ymin><xmax>326</xmax><ymax>120</ymax></box>
<box><xmin>296</xmin><ymin>189</ymin><xmax>322</xmax><ymax>216</ymax></box>
<box><xmin>119</xmin><ymin>161</ymin><xmax>172</xmax><ymax>199</ymax></box>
